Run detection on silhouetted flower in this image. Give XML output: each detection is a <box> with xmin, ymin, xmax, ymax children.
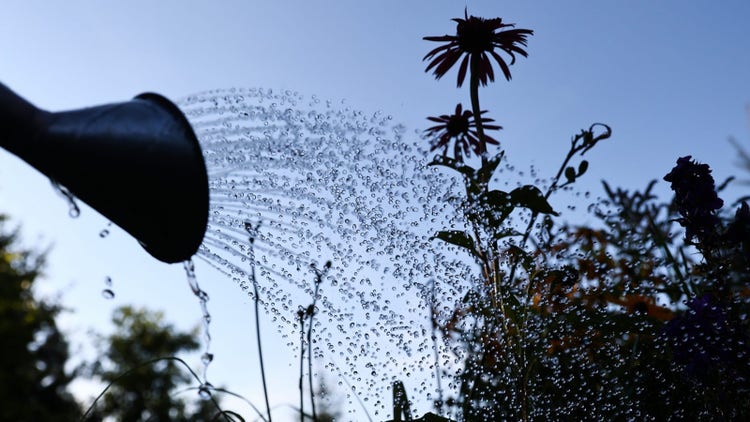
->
<box><xmin>423</xmin><ymin>10</ymin><xmax>533</xmax><ymax>87</ymax></box>
<box><xmin>664</xmin><ymin>156</ymin><xmax>723</xmax><ymax>245</ymax></box>
<box><xmin>425</xmin><ymin>103</ymin><xmax>501</xmax><ymax>159</ymax></box>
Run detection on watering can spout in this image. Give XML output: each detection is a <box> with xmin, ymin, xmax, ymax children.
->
<box><xmin>0</xmin><ymin>82</ymin><xmax>208</xmax><ymax>264</ymax></box>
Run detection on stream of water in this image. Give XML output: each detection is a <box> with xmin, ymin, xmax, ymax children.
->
<box><xmin>180</xmin><ymin>87</ymin><xmax>475</xmax><ymax>416</ymax></box>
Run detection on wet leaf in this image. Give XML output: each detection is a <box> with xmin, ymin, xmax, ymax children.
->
<box><xmin>506</xmin><ymin>245</ymin><xmax>533</xmax><ymax>272</ymax></box>
<box><xmin>482</xmin><ymin>189</ymin><xmax>514</xmax><ymax>223</ymax></box>
<box><xmin>492</xmin><ymin>228</ymin><xmax>521</xmax><ymax>240</ymax></box>
<box><xmin>510</xmin><ymin>185</ymin><xmax>559</xmax><ymax>215</ymax></box>
<box><xmin>433</xmin><ymin>230</ymin><xmax>476</xmax><ymax>254</ymax></box>
<box><xmin>498</xmin><ymin>291</ymin><xmax>522</xmax><ymax>325</ymax></box>
<box><xmin>484</xmin><ymin>189</ymin><xmax>511</xmax><ymax>206</ymax></box>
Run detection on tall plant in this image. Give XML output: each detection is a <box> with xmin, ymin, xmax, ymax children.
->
<box><xmin>419</xmin><ymin>10</ymin><xmax>749</xmax><ymax>422</ymax></box>
<box><xmin>421</xmin><ymin>9</ymin><xmax>609</xmax><ymax>420</ymax></box>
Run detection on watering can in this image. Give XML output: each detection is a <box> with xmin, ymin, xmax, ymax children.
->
<box><xmin>0</xmin><ymin>82</ymin><xmax>208</xmax><ymax>264</ymax></box>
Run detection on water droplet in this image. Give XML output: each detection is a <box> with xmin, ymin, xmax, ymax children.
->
<box><xmin>201</xmin><ymin>352</ymin><xmax>214</xmax><ymax>365</ymax></box>
<box><xmin>180</xmin><ymin>88</ymin><xmax>470</xmax><ymax>415</ymax></box>
<box><xmin>198</xmin><ymin>382</ymin><xmax>213</xmax><ymax>400</ymax></box>
<box><xmin>50</xmin><ymin>180</ymin><xmax>81</xmax><ymax>218</ymax></box>
<box><xmin>183</xmin><ymin>259</ymin><xmax>214</xmax><ymax>381</ymax></box>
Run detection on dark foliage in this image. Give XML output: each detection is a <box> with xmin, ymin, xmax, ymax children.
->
<box><xmin>0</xmin><ymin>217</ymin><xmax>82</xmax><ymax>421</ymax></box>
<box><xmin>85</xmin><ymin>306</ymin><xmax>222</xmax><ymax>421</ymax></box>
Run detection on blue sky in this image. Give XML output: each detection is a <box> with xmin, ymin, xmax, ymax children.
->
<box><xmin>1</xmin><ymin>1</ymin><xmax>749</xmax><ymax>419</ymax></box>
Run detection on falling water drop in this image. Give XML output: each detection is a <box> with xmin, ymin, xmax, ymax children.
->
<box><xmin>101</xmin><ymin>276</ymin><xmax>114</xmax><ymax>299</ymax></box>
<box><xmin>50</xmin><ymin>180</ymin><xmax>81</xmax><ymax>218</ymax></box>
<box><xmin>68</xmin><ymin>205</ymin><xmax>81</xmax><ymax>218</ymax></box>
<box><xmin>198</xmin><ymin>382</ymin><xmax>213</xmax><ymax>400</ymax></box>
<box><xmin>201</xmin><ymin>352</ymin><xmax>214</xmax><ymax>365</ymax></box>
<box><xmin>183</xmin><ymin>259</ymin><xmax>214</xmax><ymax>385</ymax></box>
<box><xmin>99</xmin><ymin>222</ymin><xmax>112</xmax><ymax>238</ymax></box>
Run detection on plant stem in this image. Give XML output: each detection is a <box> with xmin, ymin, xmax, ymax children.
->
<box><xmin>644</xmin><ymin>207</ymin><xmax>691</xmax><ymax>296</ymax></box>
<box><xmin>428</xmin><ymin>280</ymin><xmax>445</xmax><ymax>416</ymax></box>
<box><xmin>83</xmin><ymin>357</ymin><xmax>245</xmax><ymax>422</ymax></box>
<box><xmin>307</xmin><ymin>271</ymin><xmax>322</xmax><ymax>422</ymax></box>
<box><xmin>248</xmin><ymin>237</ymin><xmax>273</xmax><ymax>422</ymax></box>
<box><xmin>467</xmin><ymin>55</ymin><xmax>498</xmax><ymax>311</ymax></box>
<box><xmin>330</xmin><ymin>359</ymin><xmax>374</xmax><ymax>422</ymax></box>
<box><xmin>469</xmin><ymin>55</ymin><xmax>488</xmax><ymax>169</ymax></box>
<box><xmin>521</xmin><ymin>358</ymin><xmax>537</xmax><ymax>422</ymax></box>
<box><xmin>299</xmin><ymin>314</ymin><xmax>305</xmax><ymax>422</ymax></box>
<box><xmin>507</xmin><ymin>145</ymin><xmax>577</xmax><ymax>288</ymax></box>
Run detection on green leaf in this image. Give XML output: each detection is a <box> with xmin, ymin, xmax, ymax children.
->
<box><xmin>432</xmin><ymin>230</ymin><xmax>476</xmax><ymax>254</ymax></box>
<box><xmin>510</xmin><ymin>185</ymin><xmax>559</xmax><ymax>216</ymax></box>
<box><xmin>564</xmin><ymin>166</ymin><xmax>576</xmax><ymax>183</ymax></box>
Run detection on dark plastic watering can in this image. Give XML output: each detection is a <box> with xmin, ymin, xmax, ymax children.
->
<box><xmin>0</xmin><ymin>82</ymin><xmax>208</xmax><ymax>264</ymax></box>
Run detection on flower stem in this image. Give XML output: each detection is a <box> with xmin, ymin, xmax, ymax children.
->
<box><xmin>249</xmin><ymin>233</ymin><xmax>273</xmax><ymax>422</ymax></box>
<box><xmin>508</xmin><ymin>145</ymin><xmax>577</xmax><ymax>287</ymax></box>
<box><xmin>307</xmin><ymin>271</ymin><xmax>323</xmax><ymax>422</ymax></box>
<box><xmin>427</xmin><ymin>280</ymin><xmax>445</xmax><ymax>416</ymax></box>
<box><xmin>298</xmin><ymin>313</ymin><xmax>305</xmax><ymax>422</ymax></box>
<box><xmin>469</xmin><ymin>55</ymin><xmax>488</xmax><ymax>169</ymax></box>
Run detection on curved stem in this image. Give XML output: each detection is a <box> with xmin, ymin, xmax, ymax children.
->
<box><xmin>81</xmin><ymin>357</ymin><xmax>244</xmax><ymax>422</ymax></box>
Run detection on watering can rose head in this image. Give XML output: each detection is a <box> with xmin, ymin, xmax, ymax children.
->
<box><xmin>0</xmin><ymin>82</ymin><xmax>208</xmax><ymax>263</ymax></box>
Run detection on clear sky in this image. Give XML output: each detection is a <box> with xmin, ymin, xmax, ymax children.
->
<box><xmin>1</xmin><ymin>1</ymin><xmax>749</xmax><ymax>420</ymax></box>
